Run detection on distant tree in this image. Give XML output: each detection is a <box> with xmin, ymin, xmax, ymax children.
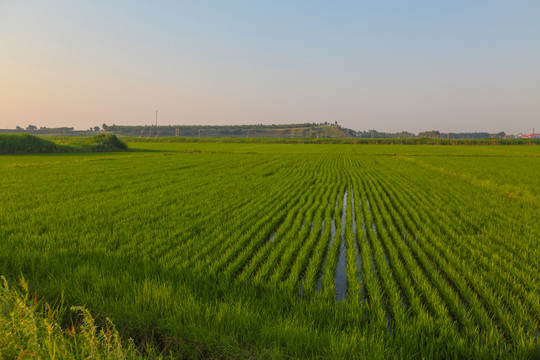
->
<box><xmin>102</xmin><ymin>123</ymin><xmax>108</xmax><ymax>131</ymax></box>
<box><xmin>26</xmin><ymin>125</ymin><xmax>37</xmax><ymax>131</ymax></box>
<box><xmin>94</xmin><ymin>126</ymin><xmax>100</xmax><ymax>132</ymax></box>
<box><xmin>418</xmin><ymin>130</ymin><xmax>440</xmax><ymax>138</ymax></box>
<box><xmin>15</xmin><ymin>126</ymin><xmax>22</xmax><ymax>131</ymax></box>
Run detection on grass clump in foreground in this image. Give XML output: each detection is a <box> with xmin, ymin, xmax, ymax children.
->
<box><xmin>0</xmin><ymin>133</ymin><xmax>127</xmax><ymax>154</ymax></box>
<box><xmin>0</xmin><ymin>134</ymin><xmax>65</xmax><ymax>154</ymax></box>
<box><xmin>69</xmin><ymin>133</ymin><xmax>128</xmax><ymax>152</ymax></box>
<box><xmin>0</xmin><ymin>276</ymin><xmax>145</xmax><ymax>359</ymax></box>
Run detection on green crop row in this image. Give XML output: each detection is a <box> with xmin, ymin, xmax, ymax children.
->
<box><xmin>0</xmin><ymin>143</ymin><xmax>538</xmax><ymax>359</ymax></box>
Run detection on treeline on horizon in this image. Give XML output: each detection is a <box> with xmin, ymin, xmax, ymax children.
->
<box><xmin>102</xmin><ymin>123</ymin><xmax>513</xmax><ymax>140</ymax></box>
<box><xmin>1</xmin><ymin>123</ymin><xmax>522</xmax><ymax>140</ymax></box>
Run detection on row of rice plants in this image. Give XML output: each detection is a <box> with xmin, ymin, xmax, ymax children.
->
<box><xmin>369</xmin><ymin>158</ymin><xmax>539</xmax><ymax>355</ymax></box>
<box><xmin>197</xmin><ymin>165</ymin><xmax>312</xmax><ymax>276</ymax></box>
<box><xmin>253</xmin><ymin>169</ymin><xmax>337</xmax><ymax>287</ymax></box>
<box><xmin>276</xmin><ymin>181</ymin><xmax>334</xmax><ymax>291</ymax></box>
<box><xmin>222</xmin><ymin>167</ymin><xmax>327</xmax><ymax>283</ymax></box>
<box><xmin>285</xmin><ymin>183</ymin><xmax>341</xmax><ymax>297</ymax></box>
<box><xmin>359</xmin><ymin>168</ymin><xmax>477</xmax><ymax>346</ymax></box>
<box><xmin>367</xmin><ymin>165</ymin><xmax>507</xmax><ymax>347</ymax></box>
<box><xmin>382</xmin><ymin>164</ymin><xmax>535</xmax><ymax>343</ymax></box>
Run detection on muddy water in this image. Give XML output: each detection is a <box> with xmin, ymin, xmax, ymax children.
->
<box><xmin>351</xmin><ymin>189</ymin><xmax>364</xmax><ymax>303</ymax></box>
<box><xmin>335</xmin><ymin>190</ymin><xmax>348</xmax><ymax>301</ymax></box>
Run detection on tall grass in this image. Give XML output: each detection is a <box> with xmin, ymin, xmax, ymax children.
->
<box><xmin>0</xmin><ymin>134</ymin><xmax>127</xmax><ymax>154</ymax></box>
<box><xmin>0</xmin><ymin>276</ymin><xmax>142</xmax><ymax>359</ymax></box>
<box><xmin>0</xmin><ymin>133</ymin><xmax>67</xmax><ymax>154</ymax></box>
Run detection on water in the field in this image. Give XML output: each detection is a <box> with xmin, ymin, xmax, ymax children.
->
<box><xmin>351</xmin><ymin>189</ymin><xmax>364</xmax><ymax>303</ymax></box>
<box><xmin>351</xmin><ymin>189</ymin><xmax>357</xmax><ymax>236</ymax></box>
<box><xmin>335</xmin><ymin>189</ymin><xmax>348</xmax><ymax>301</ymax></box>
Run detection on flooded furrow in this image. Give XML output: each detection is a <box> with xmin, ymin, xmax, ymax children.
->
<box><xmin>352</xmin><ymin>189</ymin><xmax>365</xmax><ymax>303</ymax></box>
<box><xmin>335</xmin><ymin>189</ymin><xmax>348</xmax><ymax>301</ymax></box>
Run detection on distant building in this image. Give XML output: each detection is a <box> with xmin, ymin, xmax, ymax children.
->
<box><xmin>521</xmin><ymin>134</ymin><xmax>540</xmax><ymax>139</ymax></box>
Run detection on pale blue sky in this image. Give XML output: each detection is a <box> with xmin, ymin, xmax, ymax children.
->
<box><xmin>1</xmin><ymin>1</ymin><xmax>539</xmax><ymax>133</ymax></box>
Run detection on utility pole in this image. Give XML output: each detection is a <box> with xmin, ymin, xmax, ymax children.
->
<box><xmin>155</xmin><ymin>110</ymin><xmax>158</xmax><ymax>127</ymax></box>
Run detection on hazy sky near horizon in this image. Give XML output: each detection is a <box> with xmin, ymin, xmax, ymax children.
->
<box><xmin>1</xmin><ymin>1</ymin><xmax>539</xmax><ymax>133</ymax></box>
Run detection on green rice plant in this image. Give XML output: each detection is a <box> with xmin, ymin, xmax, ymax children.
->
<box><xmin>1</xmin><ymin>142</ymin><xmax>539</xmax><ymax>359</ymax></box>
<box><xmin>371</xmin><ymin>160</ymin><xmax>538</xmax><ymax>353</ymax></box>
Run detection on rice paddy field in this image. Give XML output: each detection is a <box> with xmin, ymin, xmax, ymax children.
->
<box><xmin>1</xmin><ymin>141</ymin><xmax>539</xmax><ymax>359</ymax></box>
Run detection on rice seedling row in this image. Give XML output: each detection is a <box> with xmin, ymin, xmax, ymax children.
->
<box><xmin>1</xmin><ymin>143</ymin><xmax>538</xmax><ymax>359</ymax></box>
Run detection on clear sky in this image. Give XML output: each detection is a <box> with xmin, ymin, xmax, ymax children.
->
<box><xmin>1</xmin><ymin>1</ymin><xmax>539</xmax><ymax>133</ymax></box>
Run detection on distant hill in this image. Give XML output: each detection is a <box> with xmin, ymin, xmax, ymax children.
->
<box><xmin>0</xmin><ymin>123</ymin><xmax>519</xmax><ymax>140</ymax></box>
<box><xmin>102</xmin><ymin>123</ymin><xmax>357</xmax><ymax>138</ymax></box>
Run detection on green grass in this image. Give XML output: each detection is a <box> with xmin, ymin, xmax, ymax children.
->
<box><xmin>0</xmin><ymin>276</ymin><xmax>144</xmax><ymax>359</ymax></box>
<box><xmin>0</xmin><ymin>142</ymin><xmax>539</xmax><ymax>359</ymax></box>
<box><xmin>124</xmin><ymin>135</ymin><xmax>540</xmax><ymax>145</ymax></box>
<box><xmin>125</xmin><ymin>140</ymin><xmax>540</xmax><ymax>156</ymax></box>
<box><xmin>0</xmin><ymin>134</ymin><xmax>127</xmax><ymax>154</ymax></box>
